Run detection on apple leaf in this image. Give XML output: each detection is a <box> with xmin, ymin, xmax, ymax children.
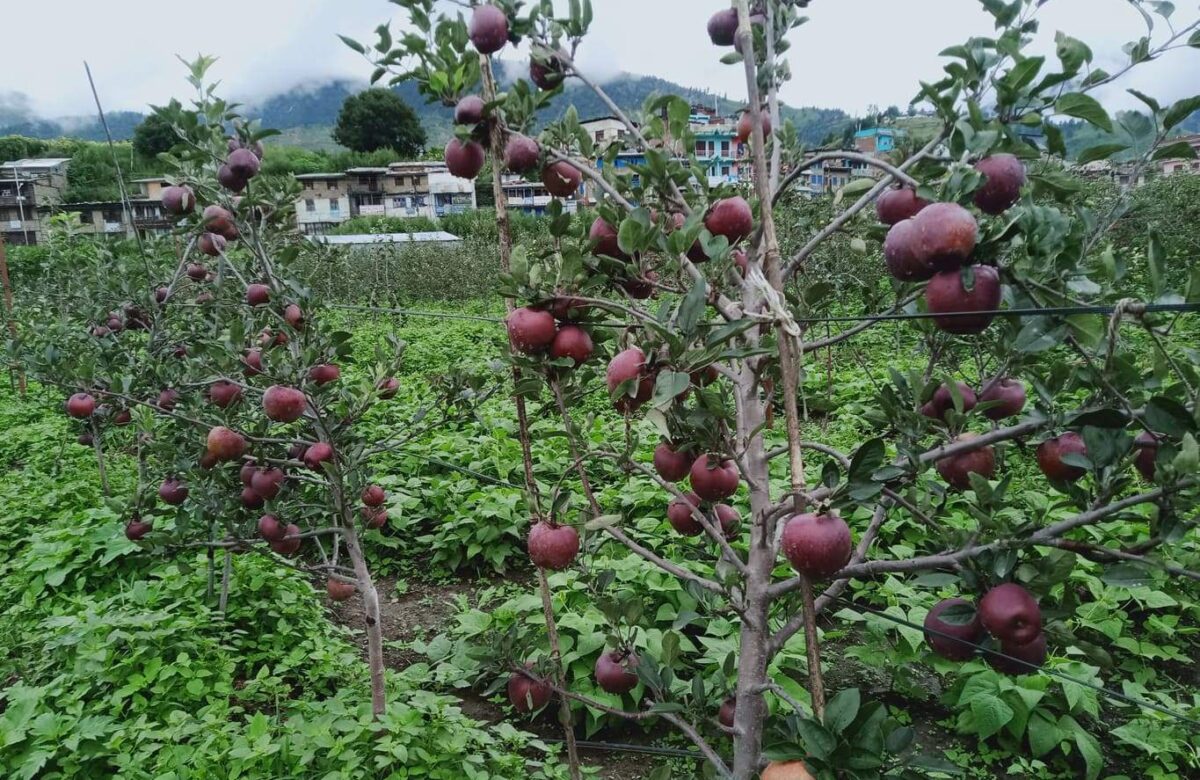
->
<box><xmin>1151</xmin><ymin>140</ymin><xmax>1198</xmax><ymax>161</ymax></box>
<box><xmin>1055</xmin><ymin>93</ymin><xmax>1113</xmax><ymax>132</ymax></box>
<box><xmin>795</xmin><ymin>719</ymin><xmax>836</xmax><ymax>760</ymax></box>
<box><xmin>938</xmin><ymin>601</ymin><xmax>977</xmax><ymax>626</ymax></box>
<box><xmin>1075</xmin><ymin>143</ymin><xmax>1127</xmax><ymax>164</ymax></box>
<box><xmin>1162</xmin><ymin>95</ymin><xmax>1200</xmax><ymax>131</ymax></box>
<box><xmin>1144</xmin><ymin>396</ymin><xmax>1195</xmax><ymax>433</ymax></box>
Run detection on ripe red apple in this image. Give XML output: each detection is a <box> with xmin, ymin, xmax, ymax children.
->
<box><xmin>923</xmin><ymin>597</ymin><xmax>984</xmax><ymax>661</ymax></box>
<box><xmin>362</xmin><ymin>506</ymin><xmax>388</xmax><ymax>529</ymax></box>
<box><xmin>544</xmin><ymin>295</ymin><xmax>587</xmax><ymax>322</ymax></box>
<box><xmin>199</xmin><ymin>451</ymin><xmax>219</xmax><ymax>470</ymax></box>
<box><xmin>284</xmin><ymin>304</ymin><xmax>305</xmax><ymax>329</ymax></box>
<box><xmin>667</xmin><ymin>492</ymin><xmax>704</xmax><ymax>536</ymax></box>
<box><xmin>936</xmin><ymin>433</ymin><xmax>996</xmax><ymax>490</ymax></box>
<box><xmin>239</xmin><ymin>461</ymin><xmax>257</xmax><ymax>489</ymax></box>
<box><xmin>327</xmin><ymin>578</ymin><xmax>357</xmax><ymax>602</ymax></box>
<box><xmin>155</xmin><ymin>286</ymin><xmax>170</xmax><ymax>304</ymax></box>
<box><xmin>689</xmin><ymin>455</ymin><xmax>739</xmax><ymax>501</ymax></box>
<box><xmin>705</xmin><ymin>197</ymin><xmax>753</xmax><ymax>244</ymax></box>
<box><xmin>761</xmin><ymin>761</ymin><xmax>816</xmax><ymax>780</ymax></box>
<box><xmin>979</xmin><ymin>582</ymin><xmax>1041</xmax><ymax>644</ymax></box>
<box><xmin>241</xmin><ymin>487</ymin><xmax>264</xmax><ymax>510</ymax></box>
<box><xmin>914</xmin><ymin>202</ymin><xmax>977</xmax><ymax>271</ymax></box>
<box><xmin>218</xmin><ymin>164</ymin><xmax>247</xmax><ymax>193</ymax></box>
<box><xmin>303</xmin><ymin>442</ymin><xmax>335</xmax><ymax>470</ymax></box>
<box><xmin>718</xmin><ymin>697</ymin><xmax>736</xmax><ymax>728</ymax></box>
<box><xmin>287</xmin><ymin>442</ymin><xmax>308</xmax><ymax>462</ymax></box>
<box><xmin>715</xmin><ymin>504</ymin><xmax>741</xmax><ymax>536</ymax></box>
<box><xmin>207</xmin><ymin>426</ymin><xmax>246</xmax><ymax>462</ymax></box>
<box><xmin>263</xmin><ymin>385</ymin><xmax>307</xmax><ymax>423</ymax></box>
<box><xmin>258</xmin><ymin>328</ymin><xmax>288</xmax><ymax>349</ymax></box>
<box><xmin>377</xmin><ymin>377</ymin><xmax>400</xmax><ymax>399</ymax></box>
<box><xmin>228</xmin><ymin>148</ymin><xmax>261</xmax><ymax>180</ymax></box>
<box><xmin>507</xmin><ymin>307</ymin><xmax>558</xmax><ymax>354</ymax></box>
<box><xmin>883</xmin><ymin>218</ymin><xmax>934</xmax><ymax>282</ymax></box>
<box><xmin>508</xmin><ymin>667</ymin><xmax>552</xmax><ymax>713</ymax></box>
<box><xmin>195</xmin><ymin>291</ymin><xmax>215</xmax><ymax>305</ymax></box>
<box><xmin>527</xmin><ymin>521</ymin><xmax>580</xmax><ymax>570</ymax></box>
<box><xmin>735</xmin><ymin>110</ymin><xmax>771</xmax><ymax>144</ymax></box>
<box><xmin>503</xmin><ymin>134</ymin><xmax>540</xmax><ymax>173</ymax></box>
<box><xmin>454</xmin><ymin>95</ymin><xmax>486</xmax><ymax>125</ymax></box>
<box><xmin>91</xmin><ymin>325</ymin><xmax>111</xmax><ymax>338</ymax></box>
<box><xmin>974</xmin><ymin>154</ymin><xmax>1026</xmax><ymax>215</ymax></box>
<box><xmin>161</xmin><ymin>185</ymin><xmax>195</xmax><ymax>216</ymax></box>
<box><xmin>876</xmin><ymin>187</ymin><xmax>930</xmax><ymax>226</ymax></box>
<box><xmin>541</xmin><ymin>161</ymin><xmax>581</xmax><ymax>197</ymax></box>
<box><xmin>781</xmin><ymin>512</ymin><xmax>852</xmax><ymax>580</ymax></box>
<box><xmin>203</xmin><ymin>205</ymin><xmax>238</xmax><ymax>239</ymax></box>
<box><xmin>978</xmin><ymin>377</ymin><xmax>1026</xmax><ymax>420</ymax></box>
<box><xmin>550</xmin><ymin>326</ymin><xmax>594</xmax><ymax>366</ymax></box>
<box><xmin>243</xmin><ymin>349</ymin><xmax>264</xmax><ymax>377</ymax></box>
<box><xmin>209</xmin><ymin>380</ymin><xmax>243</xmax><ymax>409</ymax></box>
<box><xmin>594</xmin><ymin>650</ymin><xmax>639</xmax><ymax>694</ymax></box>
<box><xmin>106</xmin><ymin>315</ymin><xmax>125</xmax><ymax>333</ymax></box>
<box><xmin>606</xmin><ymin>347</ymin><xmax>655</xmax><ymax>412</ymax></box>
<box><xmin>707</xmin><ymin>7</ymin><xmax>739</xmax><ymax>45</ymax></box>
<box><xmin>309</xmin><ymin>364</ymin><xmax>340</xmax><ymax>386</ymax></box>
<box><xmin>921</xmin><ymin>380</ymin><xmax>978</xmax><ymax>420</ymax></box>
<box><xmin>589</xmin><ymin>217</ymin><xmax>628</xmax><ymax>260</ymax></box>
<box><xmin>468</xmin><ymin>4</ymin><xmax>509</xmax><ymax>54</ymax></box>
<box><xmin>529</xmin><ymin>55</ymin><xmax>566</xmax><ymax>90</ymax></box>
<box><xmin>925</xmin><ymin>265</ymin><xmax>1002</xmax><ymax>334</ymax></box>
<box><xmin>158</xmin><ymin>477</ymin><xmax>189</xmax><ymax>506</ymax></box>
<box><xmin>270</xmin><ymin>523</ymin><xmax>302</xmax><ymax>556</ymax></box>
<box><xmin>228</xmin><ymin>138</ymin><xmax>265</xmax><ymax>158</ymax></box>
<box><xmin>187</xmin><ymin>263</ymin><xmax>208</xmax><ymax>282</ymax></box>
<box><xmin>1133</xmin><ymin>431</ymin><xmax>1160</xmax><ymax>481</ymax></box>
<box><xmin>198</xmin><ymin>232</ymin><xmax>227</xmax><ymax>257</ymax></box>
<box><xmin>1036</xmin><ymin>432</ymin><xmax>1088</xmax><ymax>483</ymax></box>
<box><xmin>113</xmin><ymin>408</ymin><xmax>132</xmax><ymax>426</ymax></box>
<box><xmin>157</xmin><ymin>388</ymin><xmax>179</xmax><ymax>412</ymax></box>
<box><xmin>619</xmin><ymin>271</ymin><xmax>658</xmax><ymax>299</ymax></box>
<box><xmin>362</xmin><ymin>485</ymin><xmax>386</xmax><ymax>507</ymax></box>
<box><xmin>445</xmin><ymin>138</ymin><xmax>486</xmax><ymax>180</ymax></box>
<box><xmin>251</xmin><ymin>467</ymin><xmax>285</xmax><ymax>500</ymax></box>
<box><xmin>985</xmin><ymin>632</ymin><xmax>1047</xmax><ymax>675</ymax></box>
<box><xmin>67</xmin><ymin>393</ymin><xmax>96</xmax><ymax>418</ymax></box>
<box><xmin>125</xmin><ymin>517</ymin><xmax>153</xmax><ymax>541</ymax></box>
<box><xmin>246</xmin><ymin>284</ymin><xmax>270</xmax><ymax>307</ymax></box>
<box><xmin>653</xmin><ymin>443</ymin><xmax>694</xmax><ymax>483</ymax></box>
<box><xmin>258</xmin><ymin>514</ymin><xmax>287</xmax><ymax>543</ymax></box>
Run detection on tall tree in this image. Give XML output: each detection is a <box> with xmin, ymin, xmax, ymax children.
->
<box><xmin>332</xmin><ymin>88</ymin><xmax>425</xmax><ymax>156</ymax></box>
<box><xmin>132</xmin><ymin>113</ymin><xmax>179</xmax><ymax>159</ymax></box>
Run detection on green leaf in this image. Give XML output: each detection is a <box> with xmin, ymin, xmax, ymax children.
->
<box><xmin>1144</xmin><ymin>396</ymin><xmax>1195</xmax><ymax>433</ymax></box>
<box><xmin>1100</xmin><ymin>563</ymin><xmax>1151</xmax><ymax>587</ymax></box>
<box><xmin>847</xmin><ymin>439</ymin><xmax>886</xmax><ymax>485</ymax></box>
<box><xmin>886</xmin><ymin>726</ymin><xmax>915</xmax><ymax>754</ymax></box>
<box><xmin>796</xmin><ymin>719</ymin><xmax>836</xmax><ymax>760</ymax></box>
<box><xmin>677</xmin><ymin>277</ymin><xmax>707</xmax><ymax>337</ymax></box>
<box><xmin>969</xmin><ymin>693</ymin><xmax>1014</xmax><ymax>740</ymax></box>
<box><xmin>823</xmin><ymin>688</ymin><xmax>861</xmax><ymax>735</ymax></box>
<box><xmin>1075</xmin><ymin>143</ymin><xmax>1127</xmax><ymax>164</ymax></box>
<box><xmin>1027</xmin><ymin>710</ymin><xmax>1061</xmax><ymax>757</ymax></box>
<box><xmin>1151</xmin><ymin>140</ymin><xmax>1198</xmax><ymax>161</ymax></box>
<box><xmin>1162</xmin><ymin>95</ymin><xmax>1200</xmax><ymax>131</ymax></box>
<box><xmin>339</xmin><ymin>35</ymin><xmax>367</xmax><ymax>55</ymax></box>
<box><xmin>1056</xmin><ymin>93</ymin><xmax>1113</xmax><ymax>132</ymax></box>
<box><xmin>1074</xmin><ymin>727</ymin><xmax>1103</xmax><ymax>780</ymax></box>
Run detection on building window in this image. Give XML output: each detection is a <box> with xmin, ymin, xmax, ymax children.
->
<box><xmin>329</xmin><ymin>199</ymin><xmax>340</xmax><ymax>212</ymax></box>
<box><xmin>328</xmin><ymin>181</ymin><xmax>337</xmax><ymax>190</ymax></box>
<box><xmin>721</xmin><ymin>141</ymin><xmax>730</xmax><ymax>157</ymax></box>
<box><xmin>722</xmin><ymin>166</ymin><xmax>732</xmax><ymax>177</ymax></box>
<box><xmin>305</xmin><ymin>199</ymin><xmax>316</xmax><ymax>212</ymax></box>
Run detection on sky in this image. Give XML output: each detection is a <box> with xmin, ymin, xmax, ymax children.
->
<box><xmin>1</xmin><ymin>0</ymin><xmax>1197</xmax><ymax>121</ymax></box>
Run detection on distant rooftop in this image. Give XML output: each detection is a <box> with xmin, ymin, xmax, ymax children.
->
<box><xmin>854</xmin><ymin>127</ymin><xmax>905</xmax><ymax>138</ymax></box>
<box><xmin>345</xmin><ymin>167</ymin><xmax>390</xmax><ymax>175</ymax></box>
<box><xmin>295</xmin><ymin>173</ymin><xmax>347</xmax><ymax>180</ymax></box>
<box><xmin>2</xmin><ymin>158</ymin><xmax>71</xmax><ymax>169</ymax></box>
<box><xmin>310</xmin><ymin>232</ymin><xmax>462</xmax><ymax>246</ymax></box>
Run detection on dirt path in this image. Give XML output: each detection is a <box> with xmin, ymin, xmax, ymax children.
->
<box><xmin>329</xmin><ymin>574</ymin><xmax>655</xmax><ymax>779</ymax></box>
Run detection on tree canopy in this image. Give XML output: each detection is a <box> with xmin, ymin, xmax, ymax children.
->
<box><xmin>131</xmin><ymin>113</ymin><xmax>180</xmax><ymax>160</ymax></box>
<box><xmin>331</xmin><ymin>88</ymin><xmax>426</xmax><ymax>156</ymax></box>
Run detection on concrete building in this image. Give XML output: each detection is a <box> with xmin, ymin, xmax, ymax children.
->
<box><xmin>1</xmin><ymin>158</ymin><xmax>70</xmax><ymax>245</ymax></box>
<box><xmin>294</xmin><ymin>161</ymin><xmax>476</xmax><ymax>234</ymax></box>
<box><xmin>1158</xmin><ymin>134</ymin><xmax>1200</xmax><ymax>177</ymax></box>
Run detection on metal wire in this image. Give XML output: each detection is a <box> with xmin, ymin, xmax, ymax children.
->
<box><xmin>542</xmin><ymin>737</ymin><xmax>709</xmax><ymax>761</ymax></box>
<box><xmin>833</xmin><ymin>595</ymin><xmax>1200</xmax><ymax>729</ymax></box>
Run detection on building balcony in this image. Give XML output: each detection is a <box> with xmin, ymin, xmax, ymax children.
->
<box><xmin>0</xmin><ymin>195</ymin><xmax>32</xmax><ymax>208</ymax></box>
<box><xmin>356</xmin><ymin>204</ymin><xmax>386</xmax><ymax>216</ymax></box>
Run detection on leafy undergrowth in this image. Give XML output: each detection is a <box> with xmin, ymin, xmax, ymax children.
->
<box><xmin>0</xmin><ymin>385</ymin><xmax>568</xmax><ymax>780</ymax></box>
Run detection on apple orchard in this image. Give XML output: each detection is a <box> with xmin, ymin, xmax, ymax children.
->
<box><xmin>17</xmin><ymin>1</ymin><xmax>1200</xmax><ymax>779</ymax></box>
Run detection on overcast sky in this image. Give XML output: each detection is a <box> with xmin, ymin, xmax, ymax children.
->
<box><xmin>1</xmin><ymin>0</ymin><xmax>1197</xmax><ymax>120</ymax></box>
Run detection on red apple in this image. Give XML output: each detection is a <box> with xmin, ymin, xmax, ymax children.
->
<box><xmin>228</xmin><ymin>148</ymin><xmax>260</xmax><ymax>180</ymax></box>
<box><xmin>246</xmin><ymin>284</ymin><xmax>270</xmax><ymax>307</ymax></box>
<box><xmin>936</xmin><ymin>433</ymin><xmax>996</xmax><ymax>490</ymax></box>
<box><xmin>445</xmin><ymin>138</ymin><xmax>486</xmax><ymax>179</ymax></box>
<box><xmin>541</xmin><ymin>161</ymin><xmax>581</xmax><ymax>197</ymax></box>
<box><xmin>309</xmin><ymin>364</ymin><xmax>340</xmax><ymax>386</ymax></box>
<box><xmin>198</xmin><ymin>232</ymin><xmax>226</xmax><ymax>257</ymax></box>
<box><xmin>161</xmin><ymin>185</ymin><xmax>195</xmax><ymax>216</ymax></box>
<box><xmin>529</xmin><ymin>54</ymin><xmax>566</xmax><ymax>90</ymax></box>
<box><xmin>158</xmin><ymin>477</ymin><xmax>189</xmax><ymax>506</ymax></box>
<box><xmin>504</xmin><ymin>134</ymin><xmax>540</xmax><ymax>173</ymax></box>
<box><xmin>218</xmin><ymin>164</ymin><xmax>247</xmax><ymax>193</ymax></box>
<box><xmin>705</xmin><ymin>197</ymin><xmax>753</xmax><ymax>244</ymax></box>
<box><xmin>156</xmin><ymin>388</ymin><xmax>179</xmax><ymax>412</ymax></box>
<box><xmin>689</xmin><ymin>455</ymin><xmax>739</xmax><ymax>501</ymax></box>
<box><xmin>258</xmin><ymin>514</ymin><xmax>287</xmax><ymax>543</ymax></box>
<box><xmin>187</xmin><ymin>263</ymin><xmax>208</xmax><ymax>281</ymax></box>
<box><xmin>454</xmin><ymin>95</ymin><xmax>486</xmax><ymax>125</ymax></box>
<box><xmin>979</xmin><ymin>582</ymin><xmax>1041</xmax><ymax>644</ymax></box>
<box><xmin>209</xmin><ymin>380</ymin><xmax>243</xmax><ymax>409</ymax></box>
<box><xmin>735</xmin><ymin>110</ymin><xmax>771</xmax><ymax>144</ymax></box>
<box><xmin>923</xmin><ymin>597</ymin><xmax>985</xmax><ymax>661</ymax></box>
<box><xmin>67</xmin><ymin>393</ymin><xmax>96</xmax><ymax>418</ymax></box>
<box><xmin>284</xmin><ymin>304</ymin><xmax>305</xmax><ymax>329</ymax></box>
<box><xmin>707</xmin><ymin>7</ymin><xmax>739</xmax><ymax>46</ymax></box>
<box><xmin>243</xmin><ymin>349</ymin><xmax>264</xmax><ymax>377</ymax></box>
<box><xmin>589</xmin><ymin>217</ymin><xmax>628</xmax><ymax>260</ymax></box>
<box><xmin>468</xmin><ymin>4</ymin><xmax>509</xmax><ymax>54</ymax></box>
<box><xmin>508</xmin><ymin>666</ymin><xmax>552</xmax><ymax>713</ymax></box>
<box><xmin>985</xmin><ymin>632</ymin><xmax>1047</xmax><ymax>675</ymax></box>
<box><xmin>921</xmin><ymin>381</ymin><xmax>978</xmax><ymax>421</ymax></box>
<box><xmin>606</xmin><ymin>347</ymin><xmax>655</xmax><ymax>412</ymax></box>
<box><xmin>207</xmin><ymin>426</ymin><xmax>246</xmax><ymax>462</ymax></box>
<box><xmin>1133</xmin><ymin>431</ymin><xmax>1160</xmax><ymax>481</ymax></box>
<box><xmin>270</xmin><ymin>523</ymin><xmax>302</xmax><ymax>556</ymax></box>
<box><xmin>303</xmin><ymin>442</ymin><xmax>335</xmax><ymax>470</ymax></box>
<box><xmin>653</xmin><ymin>443</ymin><xmax>694</xmax><ymax>483</ymax></box>
<box><xmin>781</xmin><ymin>512</ymin><xmax>852</xmax><ymax>580</ymax></box>
<box><xmin>884</xmin><ymin>218</ymin><xmax>934</xmax><ymax>282</ymax></box>
<box><xmin>527</xmin><ymin>521</ymin><xmax>580</xmax><ymax>570</ymax></box>
<box><xmin>915</xmin><ymin>202</ymin><xmax>977</xmax><ymax>271</ymax></box>
<box><xmin>362</xmin><ymin>506</ymin><xmax>388</xmax><ymax>529</ymax></box>
<box><xmin>924</xmin><ymin>265</ymin><xmax>1002</xmax><ymax>334</ymax></box>
<box><xmin>241</xmin><ymin>487</ymin><xmax>264</xmax><ymax>510</ymax></box>
<box><xmin>377</xmin><ymin>377</ymin><xmax>400</xmax><ymax>399</ymax></box>
<box><xmin>507</xmin><ymin>307</ymin><xmax>558</xmax><ymax>354</ymax></box>
<box><xmin>594</xmin><ymin>650</ymin><xmax>639</xmax><ymax>694</ymax></box>
<box><xmin>125</xmin><ymin>517</ymin><xmax>153</xmax><ymax>541</ymax></box>
<box><xmin>979</xmin><ymin>376</ymin><xmax>1027</xmax><ymax>420</ymax></box>
<box><xmin>761</xmin><ymin>761</ymin><xmax>816</xmax><ymax>780</ymax></box>
<box><xmin>263</xmin><ymin>385</ymin><xmax>307</xmax><ymax>423</ymax></box>
<box><xmin>202</xmin><ymin>205</ymin><xmax>238</xmax><ymax>239</ymax></box>
<box><xmin>715</xmin><ymin>504</ymin><xmax>741</xmax><ymax>536</ymax></box>
<box><xmin>619</xmin><ymin>271</ymin><xmax>659</xmax><ymax>299</ymax></box>
<box><xmin>718</xmin><ymin>697</ymin><xmax>736</xmax><ymax>728</ymax></box>
<box><xmin>667</xmin><ymin>492</ymin><xmax>704</xmax><ymax>536</ymax></box>
<box><xmin>113</xmin><ymin>408</ymin><xmax>132</xmax><ymax>426</ymax></box>
<box><xmin>359</xmin><ymin>485</ymin><xmax>384</xmax><ymax>507</ymax></box>
<box><xmin>1036</xmin><ymin>432</ymin><xmax>1088</xmax><ymax>483</ymax></box>
<box><xmin>974</xmin><ymin>154</ymin><xmax>1026</xmax><ymax>215</ymax></box>
<box><xmin>876</xmin><ymin>187</ymin><xmax>929</xmax><ymax>226</ymax></box>
<box><xmin>550</xmin><ymin>325</ymin><xmax>594</xmax><ymax>366</ymax></box>
<box><xmin>327</xmin><ymin>578</ymin><xmax>357</xmax><ymax>602</ymax></box>
<box><xmin>251</xmin><ymin>467</ymin><xmax>285</xmax><ymax>500</ymax></box>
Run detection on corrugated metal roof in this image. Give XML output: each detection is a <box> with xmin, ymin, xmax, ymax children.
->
<box><xmin>310</xmin><ymin>232</ymin><xmax>462</xmax><ymax>245</ymax></box>
<box><xmin>2</xmin><ymin>158</ymin><xmax>71</xmax><ymax>168</ymax></box>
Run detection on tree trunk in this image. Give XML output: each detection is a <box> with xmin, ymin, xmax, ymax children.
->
<box><xmin>344</xmin><ymin>522</ymin><xmax>386</xmax><ymax>716</ymax></box>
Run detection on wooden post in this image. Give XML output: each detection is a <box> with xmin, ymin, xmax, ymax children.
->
<box><xmin>0</xmin><ymin>234</ymin><xmax>26</xmax><ymax>394</ymax></box>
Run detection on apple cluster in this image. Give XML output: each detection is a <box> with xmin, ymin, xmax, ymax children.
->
<box><xmin>924</xmin><ymin>583</ymin><xmax>1047</xmax><ymax>675</ymax></box>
